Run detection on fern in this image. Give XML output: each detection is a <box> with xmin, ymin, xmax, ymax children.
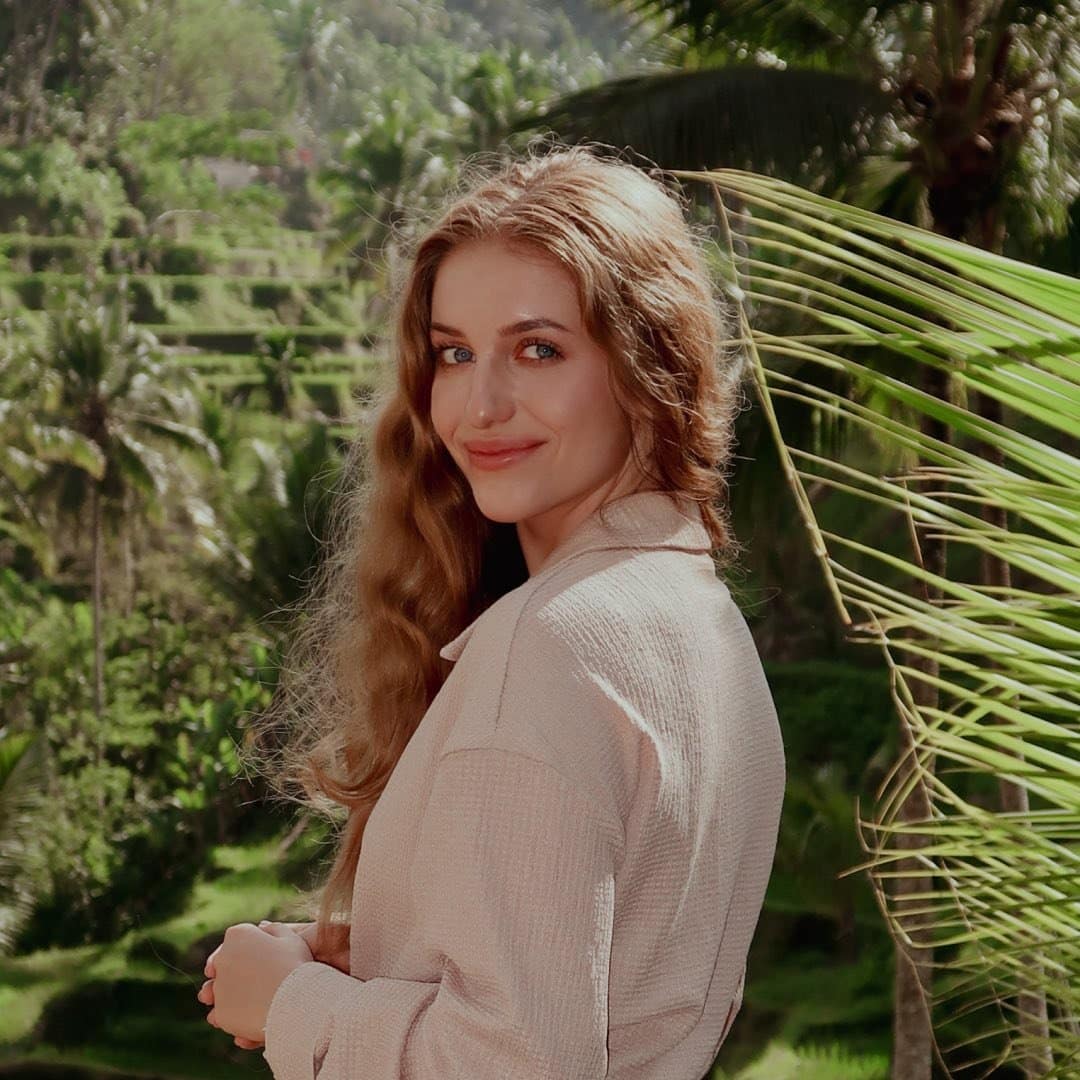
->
<box><xmin>713</xmin><ymin>1038</ymin><xmax>889</xmax><ymax>1080</ymax></box>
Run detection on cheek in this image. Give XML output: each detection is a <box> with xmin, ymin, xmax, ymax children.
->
<box><xmin>541</xmin><ymin>366</ymin><xmax>622</xmax><ymax>440</ymax></box>
<box><xmin>429</xmin><ymin>381</ymin><xmax>455</xmax><ymax>439</ymax></box>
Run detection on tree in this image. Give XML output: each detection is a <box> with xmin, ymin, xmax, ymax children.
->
<box><xmin>516</xmin><ymin>1</ymin><xmax>1079</xmax><ymax>256</ymax></box>
<box><xmin>0</xmin><ymin>0</ymin><xmax>128</xmax><ymax>143</ymax></box>
<box><xmin>0</xmin><ymin>316</ymin><xmax>106</xmax><ymax>578</ymax></box>
<box><xmin>199</xmin><ymin>418</ymin><xmax>343</xmax><ymax>624</ymax></box>
<box><xmin>91</xmin><ymin>0</ymin><xmax>287</xmax><ymax>127</ymax></box>
<box><xmin>27</xmin><ymin>286</ymin><xmax>222</xmax><ymax>750</ymax></box>
<box><xmin>318</xmin><ymin>87</ymin><xmax>456</xmax><ymax>297</ymax></box>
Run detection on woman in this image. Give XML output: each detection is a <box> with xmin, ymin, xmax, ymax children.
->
<box><xmin>197</xmin><ymin>142</ymin><xmax>786</xmax><ymax>1079</ymax></box>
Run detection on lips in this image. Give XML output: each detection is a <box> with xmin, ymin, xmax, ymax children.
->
<box><xmin>464</xmin><ymin>439</ymin><xmax>545</xmax><ymax>454</ymax></box>
<box><xmin>465</xmin><ymin>440</ymin><xmax>545</xmax><ymax>470</ymax></box>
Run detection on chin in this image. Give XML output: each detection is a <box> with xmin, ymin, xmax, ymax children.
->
<box><xmin>472</xmin><ymin>499</ymin><xmax>529</xmax><ymax>526</ymax></box>
<box><xmin>469</xmin><ymin>487</ymin><xmax>545</xmax><ymax>526</ymax></box>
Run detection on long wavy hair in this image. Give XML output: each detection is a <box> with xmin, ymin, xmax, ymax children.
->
<box><xmin>241</xmin><ymin>140</ymin><xmax>748</xmax><ymax>963</ymax></box>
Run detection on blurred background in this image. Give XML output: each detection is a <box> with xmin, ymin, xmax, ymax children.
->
<box><xmin>1</xmin><ymin>1</ymin><xmax>1077</xmax><ymax>1077</ymax></box>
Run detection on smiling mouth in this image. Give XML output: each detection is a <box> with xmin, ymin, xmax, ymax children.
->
<box><xmin>466</xmin><ymin>442</ymin><xmax>545</xmax><ymax>469</ymax></box>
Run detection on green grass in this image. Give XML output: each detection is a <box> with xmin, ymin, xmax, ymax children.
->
<box><xmin>0</xmin><ymin>836</ymin><xmax>310</xmax><ymax>1077</ymax></box>
<box><xmin>137</xmin><ymin>839</ymin><xmax>301</xmax><ymax>955</ymax></box>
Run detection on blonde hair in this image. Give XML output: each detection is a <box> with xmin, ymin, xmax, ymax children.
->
<box><xmin>242</xmin><ymin>140</ymin><xmax>747</xmax><ymax>963</ymax></box>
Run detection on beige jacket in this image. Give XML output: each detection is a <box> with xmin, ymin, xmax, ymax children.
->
<box><xmin>263</xmin><ymin>489</ymin><xmax>786</xmax><ymax>1079</ymax></box>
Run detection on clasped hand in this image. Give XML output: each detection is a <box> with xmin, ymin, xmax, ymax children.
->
<box><xmin>196</xmin><ymin>921</ymin><xmax>316</xmax><ymax>1049</ymax></box>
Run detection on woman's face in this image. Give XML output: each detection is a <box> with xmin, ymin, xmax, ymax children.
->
<box><xmin>428</xmin><ymin>236</ymin><xmax>650</xmax><ymax>573</ymax></box>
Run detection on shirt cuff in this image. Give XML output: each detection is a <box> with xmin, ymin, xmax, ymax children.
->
<box><xmin>263</xmin><ymin>961</ymin><xmax>354</xmax><ymax>1079</ymax></box>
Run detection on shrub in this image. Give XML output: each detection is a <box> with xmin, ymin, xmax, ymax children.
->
<box><xmin>3</xmin><ymin>587</ymin><xmax>275</xmax><ymax>949</ymax></box>
<box><xmin>0</xmin><ymin>140</ymin><xmax>127</xmax><ymax>238</ymax></box>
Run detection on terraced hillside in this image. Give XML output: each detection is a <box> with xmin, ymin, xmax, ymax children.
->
<box><xmin>0</xmin><ymin>228</ymin><xmax>382</xmax><ymax>437</ymax></box>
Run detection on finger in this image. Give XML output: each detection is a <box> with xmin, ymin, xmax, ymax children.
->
<box><xmin>235</xmin><ymin>1036</ymin><xmax>264</xmax><ymax>1049</ymax></box>
<box><xmin>206</xmin><ymin>1008</ymin><xmax>219</xmax><ymax>1028</ymax></box>
<box><xmin>204</xmin><ymin>944</ymin><xmax>221</xmax><ymax>979</ymax></box>
<box><xmin>260</xmin><ymin>920</ymin><xmax>308</xmax><ymax>935</ymax></box>
<box><xmin>258</xmin><ymin>923</ymin><xmax>290</xmax><ymax>936</ymax></box>
<box><xmin>197</xmin><ymin>979</ymin><xmax>214</xmax><ymax>1004</ymax></box>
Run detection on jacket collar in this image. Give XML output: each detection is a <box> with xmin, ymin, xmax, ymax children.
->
<box><xmin>438</xmin><ymin>490</ymin><xmax>712</xmax><ymax>662</ymax></box>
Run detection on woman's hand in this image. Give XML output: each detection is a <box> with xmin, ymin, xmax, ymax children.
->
<box><xmin>196</xmin><ymin>922</ymin><xmax>313</xmax><ymax>1046</ymax></box>
<box><xmin>257</xmin><ymin>921</ymin><xmax>351</xmax><ymax>974</ymax></box>
<box><xmin>197</xmin><ymin>921</ymin><xmax>351</xmax><ymax>1050</ymax></box>
<box><xmin>294</xmin><ymin>920</ymin><xmax>351</xmax><ymax>974</ymax></box>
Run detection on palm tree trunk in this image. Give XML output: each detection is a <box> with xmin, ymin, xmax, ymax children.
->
<box><xmin>122</xmin><ymin>488</ymin><xmax>134</xmax><ymax>619</ymax></box>
<box><xmin>975</xmin><ymin>389</ymin><xmax>1053</xmax><ymax>1077</ymax></box>
<box><xmin>91</xmin><ymin>484</ymin><xmax>104</xmax><ymax>717</ymax></box>
<box><xmin>91</xmin><ymin>482</ymin><xmax>106</xmax><ymax>814</ymax></box>
<box><xmin>890</xmin><ymin>665</ymin><xmax>937</xmax><ymax>1080</ymax></box>
<box><xmin>122</xmin><ymin>525</ymin><xmax>134</xmax><ymax>619</ymax></box>
<box><xmin>890</xmin><ymin>365</ymin><xmax>950</xmax><ymax>1080</ymax></box>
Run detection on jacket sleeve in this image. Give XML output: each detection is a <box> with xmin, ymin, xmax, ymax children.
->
<box><xmin>262</xmin><ymin>745</ymin><xmax>623</xmax><ymax>1080</ymax></box>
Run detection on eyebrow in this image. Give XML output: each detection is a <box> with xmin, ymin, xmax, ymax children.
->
<box><xmin>428</xmin><ymin>316</ymin><xmax>572</xmax><ymax>338</ymax></box>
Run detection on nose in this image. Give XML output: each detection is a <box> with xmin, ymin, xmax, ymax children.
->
<box><xmin>463</xmin><ymin>352</ymin><xmax>515</xmax><ymax>426</ymax></box>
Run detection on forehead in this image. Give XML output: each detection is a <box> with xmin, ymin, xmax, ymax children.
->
<box><xmin>430</xmin><ymin>238</ymin><xmax>582</xmax><ymax>323</ymax></box>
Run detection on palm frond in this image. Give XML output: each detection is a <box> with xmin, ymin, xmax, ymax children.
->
<box><xmin>128</xmin><ymin>413</ymin><xmax>223</xmax><ymax>469</ymax></box>
<box><xmin>513</xmin><ymin>65</ymin><xmax>890</xmax><ymax>188</ymax></box>
<box><xmin>679</xmin><ymin>166</ymin><xmax>1080</xmax><ymax>1074</ymax></box>
<box><xmin>0</xmin><ymin>729</ymin><xmax>47</xmax><ymax>955</ymax></box>
<box><xmin>611</xmin><ymin>0</ymin><xmax>903</xmax><ymax>59</ymax></box>
<box><xmin>111</xmin><ymin>429</ymin><xmax>171</xmax><ymax>503</ymax></box>
<box><xmin>22</xmin><ymin>425</ymin><xmax>107</xmax><ymax>479</ymax></box>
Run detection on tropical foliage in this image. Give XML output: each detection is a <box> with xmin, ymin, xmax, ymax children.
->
<box><xmin>0</xmin><ymin>723</ymin><xmax>46</xmax><ymax>953</ymax></box>
<box><xmin>521</xmin><ymin>0</ymin><xmax>1080</xmax><ymax>258</ymax></box>
<box><xmin>1</xmin><ymin>1</ymin><xmax>1077</xmax><ymax>1078</ymax></box>
<box><xmin>22</xmin><ymin>288</ymin><xmax>222</xmax><ymax>721</ymax></box>
<box><xmin>684</xmin><ymin>165</ymin><xmax>1080</xmax><ymax>1078</ymax></box>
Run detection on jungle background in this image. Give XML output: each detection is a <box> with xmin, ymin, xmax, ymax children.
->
<box><xmin>1</xmin><ymin>0</ymin><xmax>1077</xmax><ymax>1077</ymax></box>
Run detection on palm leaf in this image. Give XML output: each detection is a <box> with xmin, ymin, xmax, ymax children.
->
<box><xmin>129</xmin><ymin>412</ymin><xmax>223</xmax><ymax>468</ymax></box>
<box><xmin>513</xmin><ymin>65</ymin><xmax>890</xmax><ymax>185</ymax></box>
<box><xmin>111</xmin><ymin>429</ymin><xmax>171</xmax><ymax>502</ymax></box>
<box><xmin>0</xmin><ymin>729</ymin><xmax>47</xmax><ymax>955</ymax></box>
<box><xmin>679</xmin><ymin>166</ymin><xmax>1080</xmax><ymax>1075</ymax></box>
<box><xmin>22</xmin><ymin>425</ymin><xmax>107</xmax><ymax>479</ymax></box>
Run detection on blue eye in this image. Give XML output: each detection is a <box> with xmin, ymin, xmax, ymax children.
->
<box><xmin>430</xmin><ymin>338</ymin><xmax>563</xmax><ymax>366</ymax></box>
<box><xmin>432</xmin><ymin>345</ymin><xmax>473</xmax><ymax>366</ymax></box>
<box><xmin>522</xmin><ymin>336</ymin><xmax>565</xmax><ymax>362</ymax></box>
<box><xmin>520</xmin><ymin>338</ymin><xmax>563</xmax><ymax>361</ymax></box>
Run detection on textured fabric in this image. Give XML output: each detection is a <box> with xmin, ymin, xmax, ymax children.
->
<box><xmin>263</xmin><ymin>490</ymin><xmax>786</xmax><ymax>1079</ymax></box>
